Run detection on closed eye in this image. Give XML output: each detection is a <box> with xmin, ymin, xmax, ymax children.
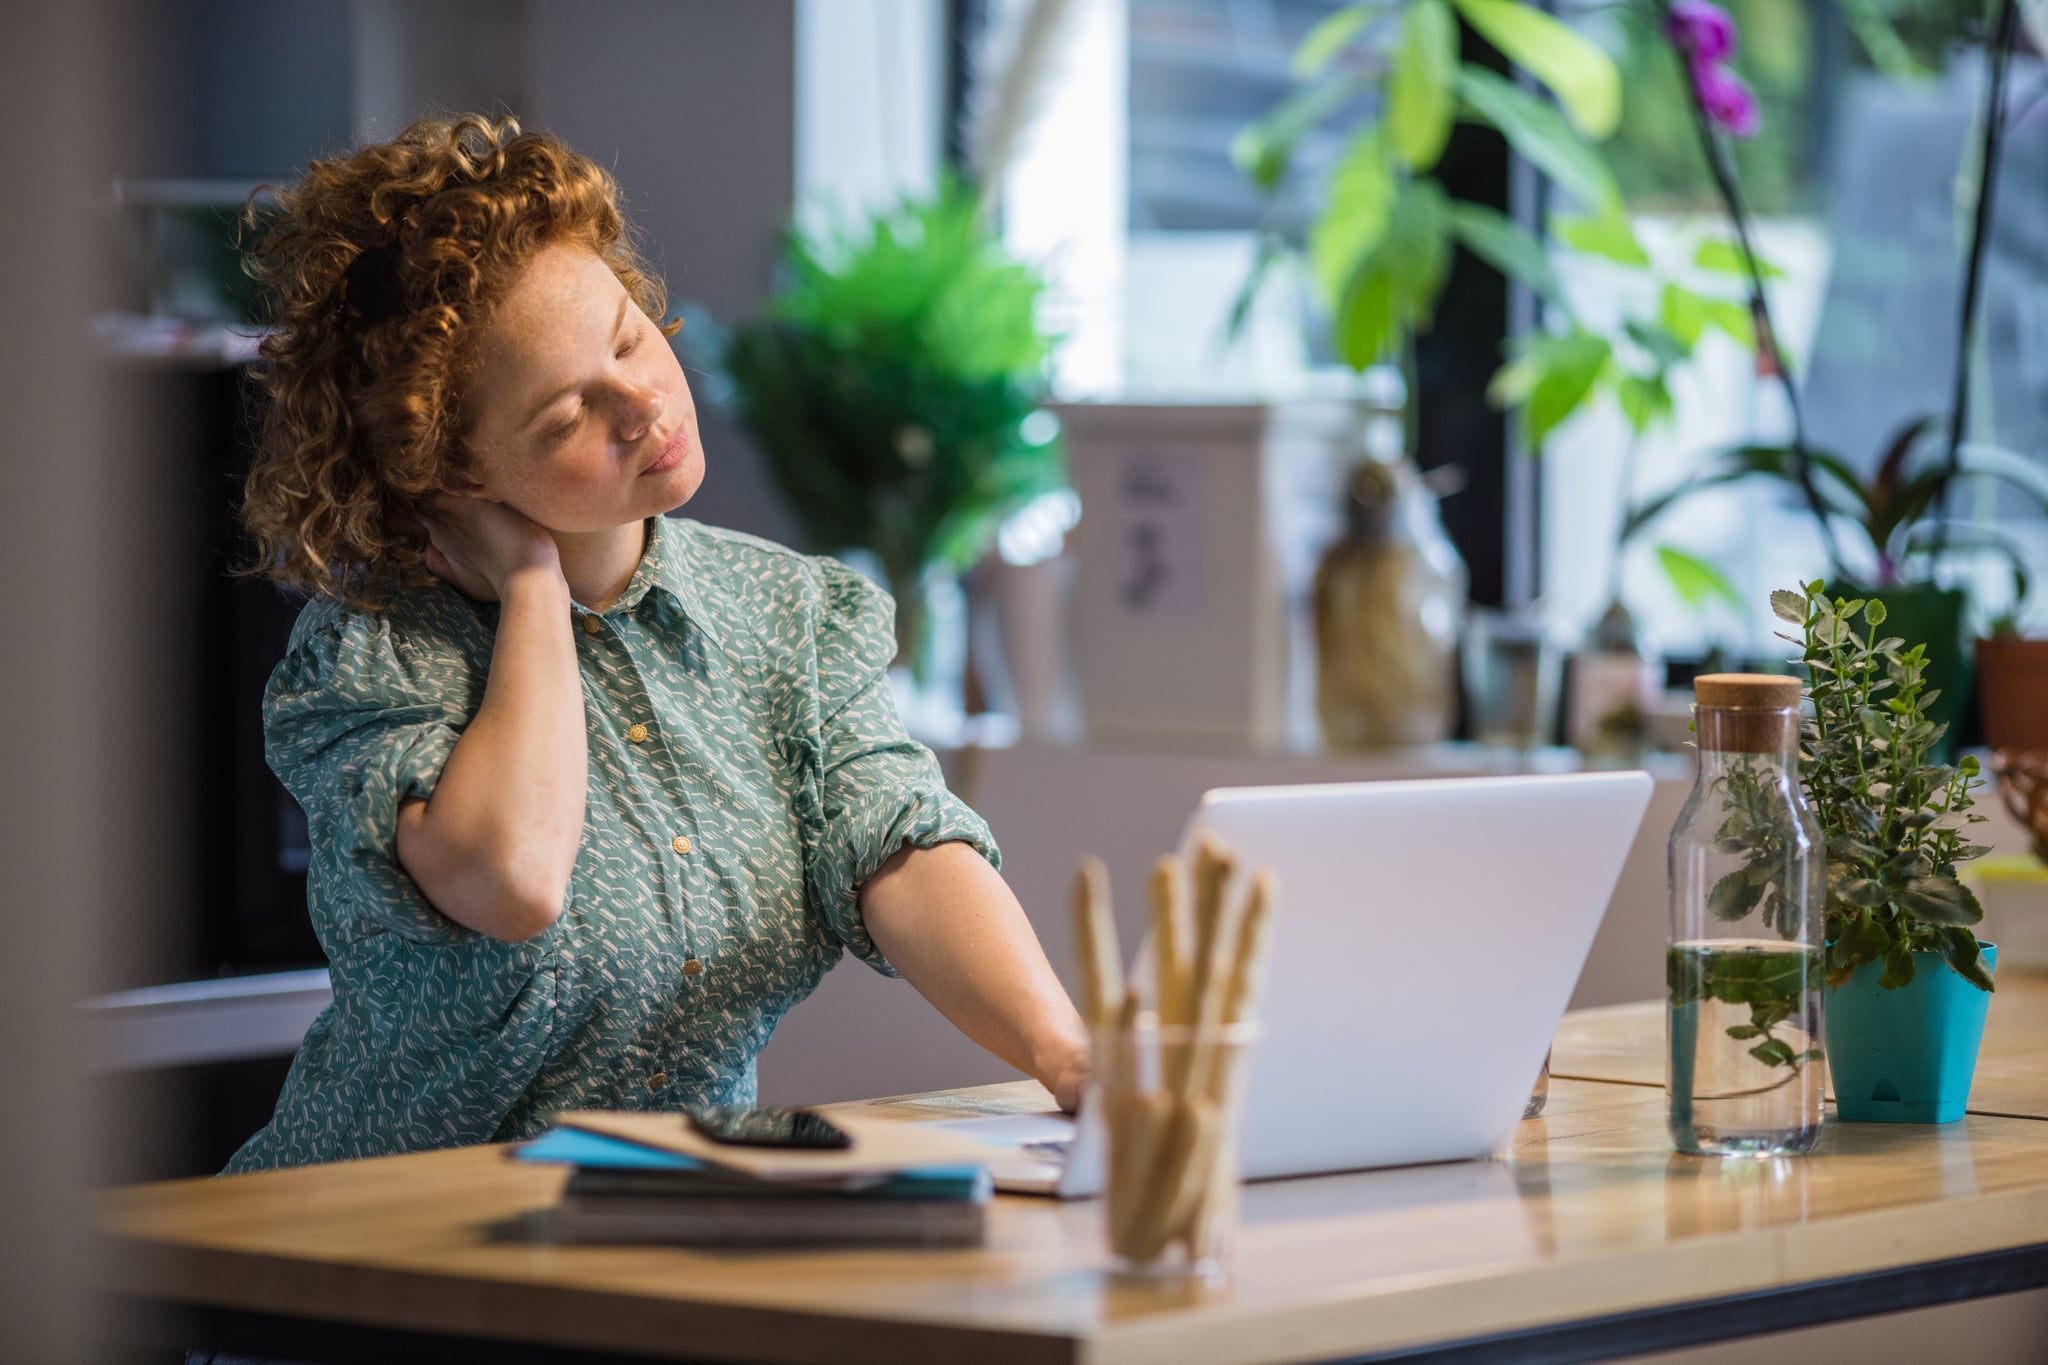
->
<box><xmin>543</xmin><ymin>409</ymin><xmax>582</xmax><ymax>445</ymax></box>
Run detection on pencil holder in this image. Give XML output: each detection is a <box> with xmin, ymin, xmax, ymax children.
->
<box><xmin>1095</xmin><ymin>1017</ymin><xmax>1259</xmax><ymax>1280</ymax></box>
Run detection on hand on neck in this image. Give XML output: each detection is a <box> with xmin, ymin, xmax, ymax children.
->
<box><xmin>555</xmin><ymin>518</ymin><xmax>649</xmax><ymax>614</ymax></box>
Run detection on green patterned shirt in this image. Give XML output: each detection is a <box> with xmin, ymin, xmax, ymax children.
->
<box><xmin>225</xmin><ymin>515</ymin><xmax>997</xmax><ymax>1172</ymax></box>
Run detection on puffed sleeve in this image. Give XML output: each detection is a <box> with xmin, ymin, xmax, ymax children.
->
<box><xmin>796</xmin><ymin>559</ymin><xmax>1000</xmax><ymax>975</ymax></box>
<box><xmin>264</xmin><ymin>596</ymin><xmax>486</xmax><ymax>946</ymax></box>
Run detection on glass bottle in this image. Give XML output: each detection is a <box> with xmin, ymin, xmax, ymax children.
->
<box><xmin>1310</xmin><ymin>386</ymin><xmax>1467</xmax><ymax>751</ymax></box>
<box><xmin>1667</xmin><ymin>674</ymin><xmax>1827</xmax><ymax>1157</ymax></box>
<box><xmin>1569</xmin><ymin>599</ymin><xmax>1656</xmax><ymax>765</ymax></box>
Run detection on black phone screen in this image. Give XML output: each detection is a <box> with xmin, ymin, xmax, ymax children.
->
<box><xmin>687</xmin><ymin>1107</ymin><xmax>853</xmax><ymax>1149</ymax></box>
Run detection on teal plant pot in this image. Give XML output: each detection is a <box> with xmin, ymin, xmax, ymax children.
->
<box><xmin>1823</xmin><ymin>943</ymin><xmax>1997</xmax><ymax>1123</ymax></box>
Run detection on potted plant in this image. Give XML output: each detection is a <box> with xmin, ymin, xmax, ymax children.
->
<box><xmin>1627</xmin><ymin>417</ymin><xmax>2048</xmax><ymax>755</ymax></box>
<box><xmin>1638</xmin><ymin>0</ymin><xmax>2044</xmax><ymax>758</ymax></box>
<box><xmin>1234</xmin><ymin>0</ymin><xmax>1622</xmax><ymax>377</ymax></box>
<box><xmin>688</xmin><ymin>183</ymin><xmax>1064</xmax><ymax>725</ymax></box>
<box><xmin>1773</xmin><ymin>581</ymin><xmax>1997</xmax><ymax>1123</ymax></box>
<box><xmin>1978</xmin><ymin>624</ymin><xmax>2048</xmax><ymax>756</ymax></box>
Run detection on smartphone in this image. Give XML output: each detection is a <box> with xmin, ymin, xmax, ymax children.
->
<box><xmin>687</xmin><ymin>1107</ymin><xmax>853</xmax><ymax>1150</ymax></box>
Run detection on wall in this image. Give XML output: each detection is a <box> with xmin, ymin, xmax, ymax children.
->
<box><xmin>4</xmin><ymin>2</ymin><xmax>169</xmax><ymax>1355</ymax></box>
<box><xmin>346</xmin><ymin>0</ymin><xmax>804</xmax><ymax>547</ymax></box>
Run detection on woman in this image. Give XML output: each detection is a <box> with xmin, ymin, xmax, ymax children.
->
<box><xmin>224</xmin><ymin>113</ymin><xmax>1087</xmax><ymax>1172</ymax></box>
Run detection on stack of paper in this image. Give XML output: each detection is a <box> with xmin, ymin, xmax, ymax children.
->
<box><xmin>515</xmin><ymin>1111</ymin><xmax>1000</xmax><ymax>1248</ymax></box>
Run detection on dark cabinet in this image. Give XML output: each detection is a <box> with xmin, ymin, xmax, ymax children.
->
<box><xmin>132</xmin><ymin>358</ymin><xmax>321</xmax><ymax>982</ymax></box>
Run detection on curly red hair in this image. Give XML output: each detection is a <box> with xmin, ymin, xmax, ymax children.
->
<box><xmin>238</xmin><ymin>112</ymin><xmax>679</xmax><ymax>607</ymax></box>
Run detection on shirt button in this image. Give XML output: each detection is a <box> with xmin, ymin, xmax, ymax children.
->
<box><xmin>672</xmin><ymin>834</ymin><xmax>692</xmax><ymax>855</ymax></box>
<box><xmin>627</xmin><ymin>722</ymin><xmax>650</xmax><ymax>744</ymax></box>
<box><xmin>683</xmin><ymin>958</ymin><xmax>705</xmax><ymax>978</ymax></box>
<box><xmin>648</xmin><ymin>1071</ymin><xmax>668</xmax><ymax>1090</ymax></box>
<box><xmin>581</xmin><ymin>614</ymin><xmax>603</xmax><ymax>635</ymax></box>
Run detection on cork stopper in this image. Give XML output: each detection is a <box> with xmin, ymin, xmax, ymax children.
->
<box><xmin>1693</xmin><ymin>673</ymin><xmax>1802</xmax><ymax>708</ymax></box>
<box><xmin>1693</xmin><ymin>673</ymin><xmax>1802</xmax><ymax>752</ymax></box>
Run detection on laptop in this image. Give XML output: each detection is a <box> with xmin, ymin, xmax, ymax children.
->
<box><xmin>940</xmin><ymin>771</ymin><xmax>1654</xmax><ymax>1196</ymax></box>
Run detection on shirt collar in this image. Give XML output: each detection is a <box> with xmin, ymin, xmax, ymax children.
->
<box><xmin>612</xmin><ymin>514</ymin><xmax>716</xmax><ymax>641</ymax></box>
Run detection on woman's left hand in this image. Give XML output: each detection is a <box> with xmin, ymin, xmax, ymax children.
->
<box><xmin>860</xmin><ymin>842</ymin><xmax>1093</xmax><ymax>1118</ymax></box>
<box><xmin>1044</xmin><ymin>1044</ymin><xmax>1091</xmax><ymax>1114</ymax></box>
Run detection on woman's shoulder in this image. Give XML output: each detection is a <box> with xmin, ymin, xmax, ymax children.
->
<box><xmin>275</xmin><ymin>582</ymin><xmax>488</xmax><ymax>702</ymax></box>
<box><xmin>667</xmin><ymin>519</ymin><xmax>885</xmax><ymax>639</ymax></box>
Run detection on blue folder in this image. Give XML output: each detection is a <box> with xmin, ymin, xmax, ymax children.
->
<box><xmin>514</xmin><ymin>1127</ymin><xmax>705</xmax><ymax>1170</ymax></box>
<box><xmin>512</xmin><ymin>1126</ymin><xmax>989</xmax><ymax>1201</ymax></box>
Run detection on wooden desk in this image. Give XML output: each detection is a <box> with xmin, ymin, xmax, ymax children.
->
<box><xmin>1555</xmin><ymin>968</ymin><xmax>2048</xmax><ymax>1122</ymax></box>
<box><xmin>105</xmin><ymin>995</ymin><xmax>2048</xmax><ymax>1365</ymax></box>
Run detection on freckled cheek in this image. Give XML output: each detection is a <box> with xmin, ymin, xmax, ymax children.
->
<box><xmin>540</xmin><ymin>442</ymin><xmax>623</xmax><ymax>498</ymax></box>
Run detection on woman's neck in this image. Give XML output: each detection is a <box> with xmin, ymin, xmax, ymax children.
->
<box><xmin>554</xmin><ymin>518</ymin><xmax>648</xmax><ymax>613</ymax></box>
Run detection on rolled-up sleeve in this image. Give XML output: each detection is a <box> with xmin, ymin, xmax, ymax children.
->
<box><xmin>265</xmin><ymin>600</ymin><xmax>479</xmax><ymax>946</ymax></box>
<box><xmin>799</xmin><ymin>561</ymin><xmax>998</xmax><ymax>975</ymax></box>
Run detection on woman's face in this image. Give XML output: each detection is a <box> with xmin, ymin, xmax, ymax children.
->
<box><xmin>461</xmin><ymin>242</ymin><xmax>703</xmax><ymax>531</ymax></box>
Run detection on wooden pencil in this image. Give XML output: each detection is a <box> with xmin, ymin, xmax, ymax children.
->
<box><xmin>1073</xmin><ymin>855</ymin><xmax>1122</xmax><ymax>1027</ymax></box>
<box><xmin>1149</xmin><ymin>855</ymin><xmax>1191</xmax><ymax>1027</ymax></box>
<box><xmin>1087</xmin><ymin>838</ymin><xmax>1278</xmax><ymax>1268</ymax></box>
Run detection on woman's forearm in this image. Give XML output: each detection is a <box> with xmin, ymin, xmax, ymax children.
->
<box><xmin>395</xmin><ymin>566</ymin><xmax>587</xmax><ymax>940</ymax></box>
<box><xmin>861</xmin><ymin>841</ymin><xmax>1090</xmax><ymax>1109</ymax></box>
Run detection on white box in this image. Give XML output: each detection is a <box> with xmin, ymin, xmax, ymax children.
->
<box><xmin>1060</xmin><ymin>400</ymin><xmax>1354</xmax><ymax>749</ymax></box>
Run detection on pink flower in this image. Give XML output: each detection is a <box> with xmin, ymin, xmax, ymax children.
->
<box><xmin>1692</xmin><ymin>58</ymin><xmax>1759</xmax><ymax>138</ymax></box>
<box><xmin>1665</xmin><ymin>1</ymin><xmax>1736</xmax><ymax>63</ymax></box>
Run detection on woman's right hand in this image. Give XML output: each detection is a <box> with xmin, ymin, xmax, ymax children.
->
<box><xmin>419</xmin><ymin>494</ymin><xmax>563</xmax><ymax>602</ymax></box>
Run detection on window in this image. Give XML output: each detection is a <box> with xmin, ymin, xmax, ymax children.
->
<box><xmin>1542</xmin><ymin>2</ymin><xmax>2048</xmax><ymax>658</ymax></box>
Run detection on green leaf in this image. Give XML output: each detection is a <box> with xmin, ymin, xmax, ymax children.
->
<box><xmin>1845</xmin><ymin>907</ymin><xmax>1894</xmax><ymax>962</ymax></box>
<box><xmin>1553</xmin><ymin>210</ymin><xmax>1649</xmax><ymax>266</ymax></box>
<box><xmin>1749</xmin><ymin>1037</ymin><xmax>1798</xmax><ymax>1069</ymax></box>
<box><xmin>1660</xmin><ymin>283</ymin><xmax>1709</xmax><ymax>350</ymax></box>
<box><xmin>1233</xmin><ymin>78</ymin><xmax>1362</xmax><ymax>192</ymax></box>
<box><xmin>1309</xmin><ymin>129</ymin><xmax>1394</xmax><ymax>310</ymax></box>
<box><xmin>1512</xmin><ymin>328</ymin><xmax>1610</xmax><ymax>446</ymax></box>
<box><xmin>1487</xmin><ymin>354</ymin><xmax>1541</xmax><ymax>408</ymax></box>
<box><xmin>1895</xmin><ymin>876</ymin><xmax>1982</xmax><ymax>928</ymax></box>
<box><xmin>1864</xmin><ymin>598</ymin><xmax>1887</xmax><ymax>627</ymax></box>
<box><xmin>1444</xmin><ymin>199</ymin><xmax>1562</xmax><ymax>300</ymax></box>
<box><xmin>1456</xmin><ymin>66</ymin><xmax>1619</xmax><ymax>213</ymax></box>
<box><xmin>1842</xmin><ymin>0</ymin><xmax>1929</xmax><ymax>78</ymax></box>
<box><xmin>1293</xmin><ymin>2</ymin><xmax>1388</xmax><ymax>79</ymax></box>
<box><xmin>1770</xmin><ymin>589</ymin><xmax>1807</xmax><ymax>625</ymax></box>
<box><xmin>1656</xmin><ymin>544</ymin><xmax>1742</xmax><ymax>611</ymax></box>
<box><xmin>1937</xmin><ymin>928</ymin><xmax>1996</xmax><ymax>991</ymax></box>
<box><xmin>1695</xmin><ymin>237</ymin><xmax>1785</xmax><ymax>280</ymax></box>
<box><xmin>1623</xmin><ymin>319</ymin><xmax>1689</xmax><ymax>371</ymax></box>
<box><xmin>1751</xmin><ymin>997</ymin><xmax>1794</xmax><ymax>1032</ymax></box>
<box><xmin>1333</xmin><ymin>179</ymin><xmax>1451</xmax><ymax>369</ymax></box>
<box><xmin>1724</xmin><ymin>1023</ymin><xmax>1765</xmax><ymax>1040</ymax></box>
<box><xmin>1835</xmin><ymin>877</ymin><xmax>1887</xmax><ymax>909</ymax></box>
<box><xmin>1449</xmin><ymin>0</ymin><xmax>1621</xmax><ymax>139</ymax></box>
<box><xmin>1389</xmin><ymin>0</ymin><xmax>1459</xmax><ymax>170</ymax></box>
<box><xmin>1708</xmin><ymin>867</ymin><xmax>1765</xmax><ymax>922</ymax></box>
<box><xmin>1879</xmin><ymin>945</ymin><xmax>1918</xmax><ymax>990</ymax></box>
<box><xmin>1617</xmin><ymin>373</ymin><xmax>1674</xmax><ymax>434</ymax></box>
<box><xmin>1222</xmin><ymin>231</ymin><xmax>1286</xmax><ymax>344</ymax></box>
<box><xmin>1703</xmin><ymin>298</ymin><xmax>1756</xmax><ymax>349</ymax></box>
<box><xmin>1336</xmin><ymin>260</ymin><xmax>1401</xmax><ymax>371</ymax></box>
